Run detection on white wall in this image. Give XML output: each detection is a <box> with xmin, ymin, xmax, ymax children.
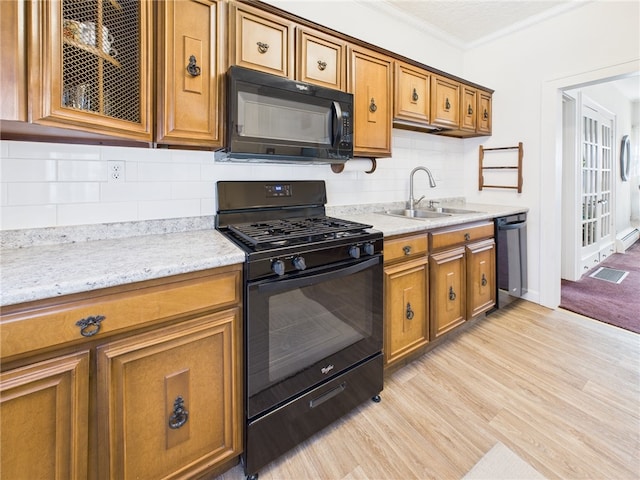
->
<box><xmin>462</xmin><ymin>0</ymin><xmax>640</xmax><ymax>307</ymax></box>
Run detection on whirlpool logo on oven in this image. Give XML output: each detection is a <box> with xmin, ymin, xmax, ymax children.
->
<box><xmin>321</xmin><ymin>364</ymin><xmax>334</xmax><ymax>375</ymax></box>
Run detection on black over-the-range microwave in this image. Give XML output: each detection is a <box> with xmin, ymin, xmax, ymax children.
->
<box><xmin>215</xmin><ymin>66</ymin><xmax>354</xmax><ymax>164</ymax></box>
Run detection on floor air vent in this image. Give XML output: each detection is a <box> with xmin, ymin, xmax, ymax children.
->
<box><xmin>589</xmin><ymin>267</ymin><xmax>629</xmax><ymax>284</ymax></box>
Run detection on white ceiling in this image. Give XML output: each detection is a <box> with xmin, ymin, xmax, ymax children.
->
<box><xmin>378</xmin><ymin>0</ymin><xmax>579</xmax><ymax>48</ymax></box>
<box><xmin>374</xmin><ymin>0</ymin><xmax>640</xmax><ymax>101</ymax></box>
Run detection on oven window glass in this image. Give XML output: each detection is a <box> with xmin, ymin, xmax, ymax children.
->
<box><xmin>248</xmin><ymin>265</ymin><xmax>378</xmax><ymax>397</ymax></box>
<box><xmin>238</xmin><ymin>91</ymin><xmax>331</xmax><ymax>144</ymax></box>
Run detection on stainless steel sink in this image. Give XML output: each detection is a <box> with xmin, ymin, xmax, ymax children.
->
<box><xmin>377</xmin><ymin>207</ymin><xmax>481</xmax><ymax>220</ymax></box>
<box><xmin>426</xmin><ymin>207</ymin><xmax>480</xmax><ymax>214</ymax></box>
<box><xmin>377</xmin><ymin>209</ymin><xmax>451</xmax><ymax>219</ymax></box>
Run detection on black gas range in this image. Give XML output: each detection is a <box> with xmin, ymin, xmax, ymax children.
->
<box><xmin>215</xmin><ymin>181</ymin><xmax>384</xmax><ymax>479</ymax></box>
<box><xmin>216</xmin><ymin>180</ymin><xmax>383</xmax><ymax>279</ymax></box>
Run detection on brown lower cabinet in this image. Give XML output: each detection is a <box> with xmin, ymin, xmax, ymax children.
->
<box><xmin>383</xmin><ymin>221</ymin><xmax>497</xmax><ymax>367</ymax></box>
<box><xmin>383</xmin><ymin>233</ymin><xmax>430</xmax><ymax>368</ymax></box>
<box><xmin>429</xmin><ymin>221</ymin><xmax>496</xmax><ymax>340</ymax></box>
<box><xmin>0</xmin><ymin>265</ymin><xmax>242</xmax><ymax>480</ymax></box>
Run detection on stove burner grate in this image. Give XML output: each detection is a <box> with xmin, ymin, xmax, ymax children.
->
<box><xmin>228</xmin><ymin>216</ymin><xmax>372</xmax><ymax>249</ymax></box>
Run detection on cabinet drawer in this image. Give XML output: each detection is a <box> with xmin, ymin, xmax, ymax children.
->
<box><xmin>0</xmin><ymin>268</ymin><xmax>241</xmax><ymax>360</ymax></box>
<box><xmin>429</xmin><ymin>221</ymin><xmax>493</xmax><ymax>251</ymax></box>
<box><xmin>384</xmin><ymin>233</ymin><xmax>428</xmax><ymax>263</ymax></box>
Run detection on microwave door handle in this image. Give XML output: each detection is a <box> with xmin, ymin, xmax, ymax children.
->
<box><xmin>332</xmin><ymin>101</ymin><xmax>343</xmax><ymax>147</ymax></box>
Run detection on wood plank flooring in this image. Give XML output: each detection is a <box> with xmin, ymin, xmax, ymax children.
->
<box><xmin>216</xmin><ymin>300</ymin><xmax>640</xmax><ymax>479</ymax></box>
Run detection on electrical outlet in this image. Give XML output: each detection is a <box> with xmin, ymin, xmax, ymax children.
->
<box><xmin>108</xmin><ymin>161</ymin><xmax>125</xmax><ymax>183</ymax></box>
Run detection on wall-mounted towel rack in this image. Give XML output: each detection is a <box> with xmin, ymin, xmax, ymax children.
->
<box><xmin>478</xmin><ymin>142</ymin><xmax>523</xmax><ymax>193</ymax></box>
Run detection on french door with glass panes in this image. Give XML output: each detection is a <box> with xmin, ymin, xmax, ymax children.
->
<box><xmin>580</xmin><ymin>95</ymin><xmax>615</xmax><ymax>273</ymax></box>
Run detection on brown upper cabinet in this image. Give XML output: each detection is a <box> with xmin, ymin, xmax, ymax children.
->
<box><xmin>477</xmin><ymin>89</ymin><xmax>493</xmax><ymax>135</ymax></box>
<box><xmin>394</xmin><ymin>61</ymin><xmax>430</xmax><ymax>127</ymax></box>
<box><xmin>296</xmin><ymin>26</ymin><xmax>346</xmax><ymax>90</ymax></box>
<box><xmin>229</xmin><ymin>1</ymin><xmax>294</xmax><ymax>78</ymax></box>
<box><xmin>430</xmin><ymin>74</ymin><xmax>461</xmax><ymax>129</ymax></box>
<box><xmin>459</xmin><ymin>84</ymin><xmax>478</xmax><ymax>132</ymax></box>
<box><xmin>156</xmin><ymin>0</ymin><xmax>225</xmax><ymax>148</ymax></box>
<box><xmin>0</xmin><ymin>0</ymin><xmax>27</xmax><ymax>122</ymax></box>
<box><xmin>28</xmin><ymin>0</ymin><xmax>154</xmax><ymax>142</ymax></box>
<box><xmin>1</xmin><ymin>0</ymin><xmax>492</xmax><ymax>148</ymax></box>
<box><xmin>348</xmin><ymin>45</ymin><xmax>392</xmax><ymax>158</ymax></box>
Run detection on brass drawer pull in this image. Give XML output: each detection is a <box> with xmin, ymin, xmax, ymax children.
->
<box><xmin>402</xmin><ymin>245</ymin><xmax>412</xmax><ymax>255</ymax></box>
<box><xmin>464</xmin><ymin>233</ymin><xmax>471</xmax><ymax>241</ymax></box>
<box><xmin>75</xmin><ymin>315</ymin><xmax>105</xmax><ymax>337</ymax></box>
<box><xmin>482</xmin><ymin>273</ymin><xmax>488</xmax><ymax>286</ymax></box>
<box><xmin>406</xmin><ymin>302</ymin><xmax>414</xmax><ymax>320</ymax></box>
<box><xmin>369</xmin><ymin>98</ymin><xmax>377</xmax><ymax>113</ymax></box>
<box><xmin>467</xmin><ymin>104</ymin><xmax>473</xmax><ymax>115</ymax></box>
<box><xmin>168</xmin><ymin>395</ymin><xmax>189</xmax><ymax>429</ymax></box>
<box><xmin>412</xmin><ymin>88</ymin><xmax>419</xmax><ymax>102</ymax></box>
<box><xmin>186</xmin><ymin>55</ymin><xmax>201</xmax><ymax>77</ymax></box>
<box><xmin>257</xmin><ymin>41</ymin><xmax>269</xmax><ymax>54</ymax></box>
<box><xmin>445</xmin><ymin>98</ymin><xmax>451</xmax><ymax>111</ymax></box>
<box><xmin>483</xmin><ymin>108</ymin><xmax>489</xmax><ymax>120</ymax></box>
<box><xmin>448</xmin><ymin>286</ymin><xmax>457</xmax><ymax>301</ymax></box>
<box><xmin>317</xmin><ymin>60</ymin><xmax>327</xmax><ymax>71</ymax></box>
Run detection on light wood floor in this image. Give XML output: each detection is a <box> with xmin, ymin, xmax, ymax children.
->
<box><xmin>217</xmin><ymin>300</ymin><xmax>640</xmax><ymax>479</ymax></box>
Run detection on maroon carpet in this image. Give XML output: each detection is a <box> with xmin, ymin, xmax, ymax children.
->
<box><xmin>560</xmin><ymin>240</ymin><xmax>640</xmax><ymax>334</ymax></box>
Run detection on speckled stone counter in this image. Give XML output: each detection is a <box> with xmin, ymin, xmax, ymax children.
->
<box><xmin>1</xmin><ymin>229</ymin><xmax>245</xmax><ymax>307</ymax></box>
<box><xmin>1</xmin><ymin>203</ymin><xmax>527</xmax><ymax>307</ymax></box>
<box><xmin>329</xmin><ymin>202</ymin><xmax>528</xmax><ymax>237</ymax></box>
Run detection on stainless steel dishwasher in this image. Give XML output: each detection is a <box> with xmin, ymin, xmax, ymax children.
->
<box><xmin>495</xmin><ymin>213</ymin><xmax>527</xmax><ymax>306</ymax></box>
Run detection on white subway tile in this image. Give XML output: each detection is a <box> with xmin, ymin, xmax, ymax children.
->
<box><xmin>58</xmin><ymin>160</ymin><xmax>106</xmax><ymax>181</ymax></box>
<box><xmin>57</xmin><ymin>201</ymin><xmax>138</xmax><ymax>226</ymax></box>
<box><xmin>8</xmin><ymin>141</ymin><xmax>100</xmax><ymax>160</ymax></box>
<box><xmin>100</xmin><ymin>182</ymin><xmax>161</xmax><ymax>202</ymax></box>
<box><xmin>1</xmin><ymin>158</ymin><xmax>58</xmax><ymax>182</ymax></box>
<box><xmin>0</xmin><ymin>205</ymin><xmax>57</xmax><ymax>229</ymax></box>
<box><xmin>138</xmin><ymin>199</ymin><xmax>201</xmax><ymax>220</ymax></box>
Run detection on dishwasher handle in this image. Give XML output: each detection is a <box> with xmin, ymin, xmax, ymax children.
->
<box><xmin>499</xmin><ymin>221</ymin><xmax>526</xmax><ymax>230</ymax></box>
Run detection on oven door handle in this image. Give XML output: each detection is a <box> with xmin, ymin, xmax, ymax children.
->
<box><xmin>257</xmin><ymin>256</ymin><xmax>381</xmax><ymax>294</ymax></box>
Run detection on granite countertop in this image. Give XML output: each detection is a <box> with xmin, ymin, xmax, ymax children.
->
<box><xmin>0</xmin><ymin>203</ymin><xmax>527</xmax><ymax>307</ymax></box>
<box><xmin>0</xmin><ymin>229</ymin><xmax>245</xmax><ymax>307</ymax></box>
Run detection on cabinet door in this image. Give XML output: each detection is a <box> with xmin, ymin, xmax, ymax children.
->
<box><xmin>97</xmin><ymin>309</ymin><xmax>241</xmax><ymax>480</ymax></box>
<box><xmin>429</xmin><ymin>248</ymin><xmax>466</xmax><ymax>339</ymax></box>
<box><xmin>29</xmin><ymin>0</ymin><xmax>153</xmax><ymax>141</ymax></box>
<box><xmin>348</xmin><ymin>45</ymin><xmax>392</xmax><ymax>157</ymax></box>
<box><xmin>0</xmin><ymin>0</ymin><xmax>27</xmax><ymax>121</ymax></box>
<box><xmin>384</xmin><ymin>257</ymin><xmax>429</xmax><ymax>366</ymax></box>
<box><xmin>1</xmin><ymin>351</ymin><xmax>89</xmax><ymax>480</ymax></box>
<box><xmin>156</xmin><ymin>0</ymin><xmax>224</xmax><ymax>148</ymax></box>
<box><xmin>467</xmin><ymin>239</ymin><xmax>496</xmax><ymax>318</ymax></box>
<box><xmin>296</xmin><ymin>27</ymin><xmax>345</xmax><ymax>90</ymax></box>
<box><xmin>229</xmin><ymin>2</ymin><xmax>293</xmax><ymax>77</ymax></box>
<box><xmin>394</xmin><ymin>61</ymin><xmax>430</xmax><ymax>126</ymax></box>
<box><xmin>477</xmin><ymin>90</ymin><xmax>492</xmax><ymax>135</ymax></box>
<box><xmin>430</xmin><ymin>75</ymin><xmax>460</xmax><ymax>129</ymax></box>
<box><xmin>459</xmin><ymin>85</ymin><xmax>477</xmax><ymax>132</ymax></box>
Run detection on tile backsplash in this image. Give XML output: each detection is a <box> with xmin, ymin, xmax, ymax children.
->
<box><xmin>0</xmin><ymin>130</ymin><xmax>465</xmax><ymax>231</ymax></box>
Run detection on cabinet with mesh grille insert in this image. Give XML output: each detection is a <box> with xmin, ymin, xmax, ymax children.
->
<box><xmin>30</xmin><ymin>0</ymin><xmax>153</xmax><ymax>142</ymax></box>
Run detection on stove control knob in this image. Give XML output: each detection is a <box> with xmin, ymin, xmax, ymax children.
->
<box><xmin>292</xmin><ymin>256</ymin><xmax>307</xmax><ymax>271</ymax></box>
<box><xmin>363</xmin><ymin>243</ymin><xmax>375</xmax><ymax>256</ymax></box>
<box><xmin>271</xmin><ymin>259</ymin><xmax>286</xmax><ymax>276</ymax></box>
<box><xmin>348</xmin><ymin>245</ymin><xmax>361</xmax><ymax>259</ymax></box>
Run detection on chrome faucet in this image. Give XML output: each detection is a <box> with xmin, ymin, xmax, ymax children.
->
<box><xmin>408</xmin><ymin>166</ymin><xmax>437</xmax><ymax>210</ymax></box>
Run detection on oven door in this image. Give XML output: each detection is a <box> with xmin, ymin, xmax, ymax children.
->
<box><xmin>245</xmin><ymin>255</ymin><xmax>382</xmax><ymax>419</ymax></box>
